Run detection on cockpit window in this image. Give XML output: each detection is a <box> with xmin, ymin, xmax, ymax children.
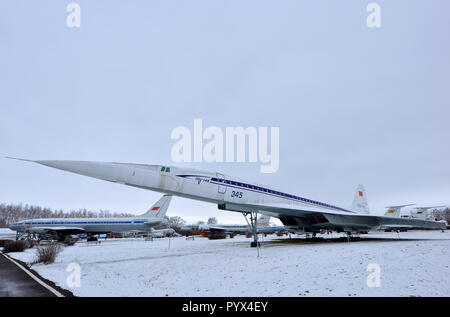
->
<box><xmin>161</xmin><ymin>166</ymin><xmax>166</xmax><ymax>172</ymax></box>
<box><xmin>166</xmin><ymin>167</ymin><xmax>171</xmax><ymax>173</ymax></box>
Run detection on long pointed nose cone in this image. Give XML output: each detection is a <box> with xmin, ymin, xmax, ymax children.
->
<box><xmin>6</xmin><ymin>157</ymin><xmax>131</xmax><ymax>184</ymax></box>
<box><xmin>36</xmin><ymin>160</ymin><xmax>120</xmax><ymax>182</ymax></box>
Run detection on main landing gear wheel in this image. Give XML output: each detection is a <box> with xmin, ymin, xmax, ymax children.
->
<box><xmin>87</xmin><ymin>235</ymin><xmax>98</xmax><ymax>242</ymax></box>
<box><xmin>341</xmin><ymin>232</ymin><xmax>361</xmax><ymax>242</ymax></box>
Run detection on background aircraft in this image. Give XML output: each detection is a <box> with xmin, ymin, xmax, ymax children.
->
<box><xmin>384</xmin><ymin>204</ymin><xmax>416</xmax><ymax>218</ymax></box>
<box><xmin>380</xmin><ymin>204</ymin><xmax>416</xmax><ymax>231</ymax></box>
<box><xmin>9</xmin><ymin>194</ymin><xmax>172</xmax><ymax>242</ymax></box>
<box><xmin>181</xmin><ymin>215</ymin><xmax>287</xmax><ymax>237</ymax></box>
<box><xmin>149</xmin><ymin>228</ymin><xmax>176</xmax><ymax>238</ymax></box>
<box><xmin>410</xmin><ymin>206</ymin><xmax>446</xmax><ymax>220</ymax></box>
<box><xmin>207</xmin><ymin>216</ymin><xmax>286</xmax><ymax>235</ymax></box>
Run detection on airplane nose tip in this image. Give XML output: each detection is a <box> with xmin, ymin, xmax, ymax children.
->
<box><xmin>35</xmin><ymin>160</ymin><xmax>121</xmax><ymax>183</ymax></box>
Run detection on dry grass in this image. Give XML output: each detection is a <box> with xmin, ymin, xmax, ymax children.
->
<box><xmin>34</xmin><ymin>243</ymin><xmax>62</xmax><ymax>264</ymax></box>
<box><xmin>2</xmin><ymin>240</ymin><xmax>28</xmax><ymax>253</ymax></box>
<box><xmin>0</xmin><ymin>239</ymin><xmax>12</xmax><ymax>248</ymax></box>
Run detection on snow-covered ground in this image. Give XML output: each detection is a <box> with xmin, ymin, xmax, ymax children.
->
<box><xmin>0</xmin><ymin>228</ymin><xmax>15</xmax><ymax>240</ymax></box>
<box><xmin>7</xmin><ymin>231</ymin><xmax>450</xmax><ymax>297</ymax></box>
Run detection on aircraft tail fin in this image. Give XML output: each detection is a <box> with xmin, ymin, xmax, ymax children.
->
<box><xmin>140</xmin><ymin>195</ymin><xmax>172</xmax><ymax>218</ymax></box>
<box><xmin>384</xmin><ymin>204</ymin><xmax>415</xmax><ymax>217</ymax></box>
<box><xmin>384</xmin><ymin>207</ymin><xmax>401</xmax><ymax>217</ymax></box>
<box><xmin>258</xmin><ymin>215</ymin><xmax>271</xmax><ymax>227</ymax></box>
<box><xmin>350</xmin><ymin>184</ymin><xmax>370</xmax><ymax>214</ymax></box>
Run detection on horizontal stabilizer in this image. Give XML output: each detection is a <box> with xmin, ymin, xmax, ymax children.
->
<box><xmin>414</xmin><ymin>206</ymin><xmax>446</xmax><ymax>211</ymax></box>
<box><xmin>27</xmin><ymin>226</ymin><xmax>85</xmax><ymax>234</ymax></box>
<box><xmin>384</xmin><ymin>204</ymin><xmax>415</xmax><ymax>217</ymax></box>
<box><xmin>258</xmin><ymin>215</ymin><xmax>271</xmax><ymax>227</ymax></box>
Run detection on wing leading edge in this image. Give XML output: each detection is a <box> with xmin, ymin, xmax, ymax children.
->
<box><xmin>26</xmin><ymin>226</ymin><xmax>86</xmax><ymax>234</ymax></box>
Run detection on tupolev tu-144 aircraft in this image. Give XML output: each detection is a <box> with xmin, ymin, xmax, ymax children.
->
<box><xmin>7</xmin><ymin>158</ymin><xmax>445</xmax><ymax>246</ymax></box>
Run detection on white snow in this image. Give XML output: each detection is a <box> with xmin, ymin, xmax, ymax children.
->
<box><xmin>0</xmin><ymin>228</ymin><xmax>16</xmax><ymax>240</ymax></box>
<box><xmin>7</xmin><ymin>231</ymin><xmax>450</xmax><ymax>297</ymax></box>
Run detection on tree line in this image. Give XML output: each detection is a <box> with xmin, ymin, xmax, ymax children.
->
<box><xmin>0</xmin><ymin>203</ymin><xmax>135</xmax><ymax>228</ymax></box>
<box><xmin>0</xmin><ymin>203</ymin><xmax>197</xmax><ymax>229</ymax></box>
<box><xmin>1</xmin><ymin>203</ymin><xmax>230</xmax><ymax>229</ymax></box>
<box><xmin>432</xmin><ymin>209</ymin><xmax>450</xmax><ymax>222</ymax></box>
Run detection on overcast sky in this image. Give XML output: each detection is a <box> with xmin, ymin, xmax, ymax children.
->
<box><xmin>1</xmin><ymin>1</ymin><xmax>449</xmax><ymax>224</ymax></box>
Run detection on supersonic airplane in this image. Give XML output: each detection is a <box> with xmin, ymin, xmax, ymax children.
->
<box><xmin>9</xmin><ymin>193</ymin><xmax>172</xmax><ymax>241</ymax></box>
<box><xmin>7</xmin><ymin>158</ymin><xmax>445</xmax><ymax>246</ymax></box>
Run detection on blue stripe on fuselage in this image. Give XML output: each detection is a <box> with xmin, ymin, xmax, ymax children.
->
<box><xmin>176</xmin><ymin>174</ymin><xmax>354</xmax><ymax>213</ymax></box>
<box><xmin>21</xmin><ymin>220</ymin><xmax>146</xmax><ymax>225</ymax></box>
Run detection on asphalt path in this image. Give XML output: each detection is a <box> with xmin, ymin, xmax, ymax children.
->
<box><xmin>0</xmin><ymin>253</ymin><xmax>56</xmax><ymax>297</ymax></box>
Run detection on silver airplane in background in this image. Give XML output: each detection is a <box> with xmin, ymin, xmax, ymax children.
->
<box><xmin>383</xmin><ymin>204</ymin><xmax>416</xmax><ymax>218</ymax></box>
<box><xmin>7</xmin><ymin>158</ymin><xmax>445</xmax><ymax>246</ymax></box>
<box><xmin>380</xmin><ymin>204</ymin><xmax>416</xmax><ymax>231</ymax></box>
<box><xmin>9</xmin><ymin>193</ymin><xmax>172</xmax><ymax>241</ymax></box>
<box><xmin>181</xmin><ymin>215</ymin><xmax>287</xmax><ymax>235</ymax></box>
<box><xmin>206</xmin><ymin>216</ymin><xmax>287</xmax><ymax>235</ymax></box>
<box><xmin>411</xmin><ymin>206</ymin><xmax>446</xmax><ymax>220</ymax></box>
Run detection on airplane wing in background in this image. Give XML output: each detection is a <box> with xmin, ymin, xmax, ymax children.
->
<box><xmin>208</xmin><ymin>225</ymin><xmax>247</xmax><ymax>233</ymax></box>
<box><xmin>208</xmin><ymin>216</ymin><xmax>272</xmax><ymax>234</ymax></box>
<box><xmin>26</xmin><ymin>226</ymin><xmax>86</xmax><ymax>234</ymax></box>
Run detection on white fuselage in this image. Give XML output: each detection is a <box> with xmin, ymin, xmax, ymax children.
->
<box><xmin>10</xmin><ymin>216</ymin><xmax>162</xmax><ymax>234</ymax></box>
<box><xmin>29</xmin><ymin>161</ymin><xmax>355</xmax><ymax>218</ymax></box>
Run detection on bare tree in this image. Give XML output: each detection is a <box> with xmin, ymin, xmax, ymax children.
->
<box><xmin>207</xmin><ymin>217</ymin><xmax>218</xmax><ymax>224</ymax></box>
<box><xmin>0</xmin><ymin>203</ymin><xmax>135</xmax><ymax>227</ymax></box>
<box><xmin>166</xmin><ymin>216</ymin><xmax>187</xmax><ymax>228</ymax></box>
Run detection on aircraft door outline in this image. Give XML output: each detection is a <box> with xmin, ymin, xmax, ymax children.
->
<box><xmin>216</xmin><ymin>173</ymin><xmax>227</xmax><ymax>194</ymax></box>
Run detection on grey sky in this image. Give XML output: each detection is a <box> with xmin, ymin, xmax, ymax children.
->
<box><xmin>1</xmin><ymin>1</ymin><xmax>449</xmax><ymax>224</ymax></box>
